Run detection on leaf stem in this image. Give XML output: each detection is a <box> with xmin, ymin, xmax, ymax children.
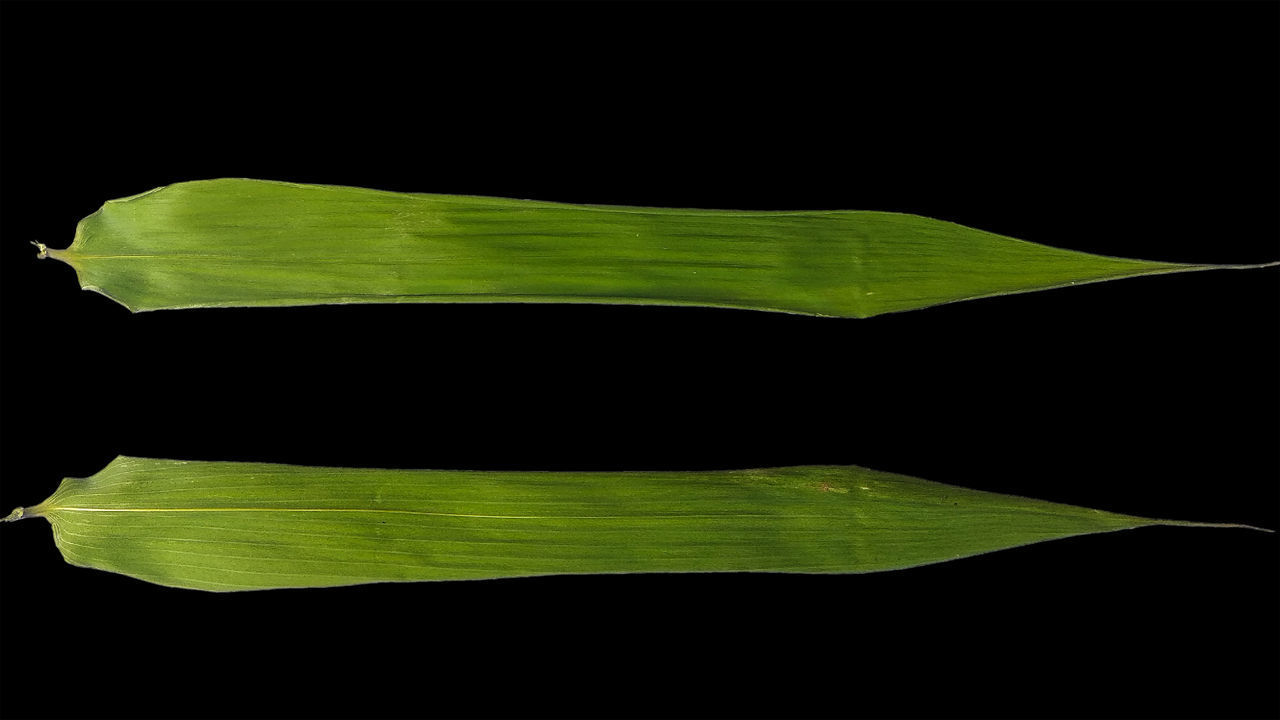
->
<box><xmin>3</xmin><ymin>507</ymin><xmax>26</xmax><ymax>523</ymax></box>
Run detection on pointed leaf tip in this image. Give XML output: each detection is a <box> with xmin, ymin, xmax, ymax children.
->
<box><xmin>1158</xmin><ymin>519</ymin><xmax>1274</xmax><ymax>533</ymax></box>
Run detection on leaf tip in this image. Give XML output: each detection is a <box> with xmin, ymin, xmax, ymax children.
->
<box><xmin>1198</xmin><ymin>259</ymin><xmax>1280</xmax><ymax>272</ymax></box>
<box><xmin>1159</xmin><ymin>519</ymin><xmax>1274</xmax><ymax>534</ymax></box>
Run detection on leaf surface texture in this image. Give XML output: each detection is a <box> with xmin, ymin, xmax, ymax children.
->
<box><xmin>43</xmin><ymin>178</ymin><xmax>1237</xmax><ymax>316</ymax></box>
<box><xmin>11</xmin><ymin>456</ymin><xmax>1191</xmax><ymax>591</ymax></box>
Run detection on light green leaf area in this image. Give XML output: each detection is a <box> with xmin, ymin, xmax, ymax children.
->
<box><xmin>5</xmin><ymin>456</ymin><xmax>1245</xmax><ymax>592</ymax></box>
<box><xmin>40</xmin><ymin>178</ymin><xmax>1264</xmax><ymax>316</ymax></box>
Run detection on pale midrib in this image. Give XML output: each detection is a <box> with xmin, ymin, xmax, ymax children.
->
<box><xmin>49</xmin><ymin>506</ymin><xmax>796</xmax><ymax>521</ymax></box>
<box><xmin>56</xmin><ymin>254</ymin><xmax>778</xmax><ymax>269</ymax></box>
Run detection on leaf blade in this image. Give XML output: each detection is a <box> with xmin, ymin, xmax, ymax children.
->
<box><xmin>9</xmin><ymin>456</ymin><xmax>1202</xmax><ymax>592</ymax></box>
<box><xmin>44</xmin><ymin>178</ymin><xmax>1250</xmax><ymax>316</ymax></box>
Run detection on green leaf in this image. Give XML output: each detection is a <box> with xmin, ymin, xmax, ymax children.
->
<box><xmin>37</xmin><ymin>179</ymin><xmax>1275</xmax><ymax>316</ymax></box>
<box><xmin>5</xmin><ymin>456</ymin><xmax>1259</xmax><ymax>591</ymax></box>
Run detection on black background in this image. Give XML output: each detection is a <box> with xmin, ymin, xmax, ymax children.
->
<box><xmin>1</xmin><ymin>2</ymin><xmax>1277</xmax><ymax>719</ymax></box>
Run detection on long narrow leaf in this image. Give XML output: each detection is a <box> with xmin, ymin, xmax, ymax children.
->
<box><xmin>36</xmin><ymin>179</ymin><xmax>1276</xmax><ymax>316</ymax></box>
<box><xmin>4</xmin><ymin>456</ymin><xmax>1258</xmax><ymax>591</ymax></box>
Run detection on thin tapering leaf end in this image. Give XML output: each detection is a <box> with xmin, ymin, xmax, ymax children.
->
<box><xmin>3</xmin><ymin>507</ymin><xmax>26</xmax><ymax>523</ymax></box>
<box><xmin>1192</xmin><ymin>259</ymin><xmax>1280</xmax><ymax>272</ymax></box>
<box><xmin>1157</xmin><ymin>519</ymin><xmax>1274</xmax><ymax>533</ymax></box>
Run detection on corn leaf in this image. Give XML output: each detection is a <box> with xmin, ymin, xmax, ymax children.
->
<box><xmin>3</xmin><ymin>456</ymin><xmax>1256</xmax><ymax>592</ymax></box>
<box><xmin>36</xmin><ymin>179</ymin><xmax>1275</xmax><ymax>316</ymax></box>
